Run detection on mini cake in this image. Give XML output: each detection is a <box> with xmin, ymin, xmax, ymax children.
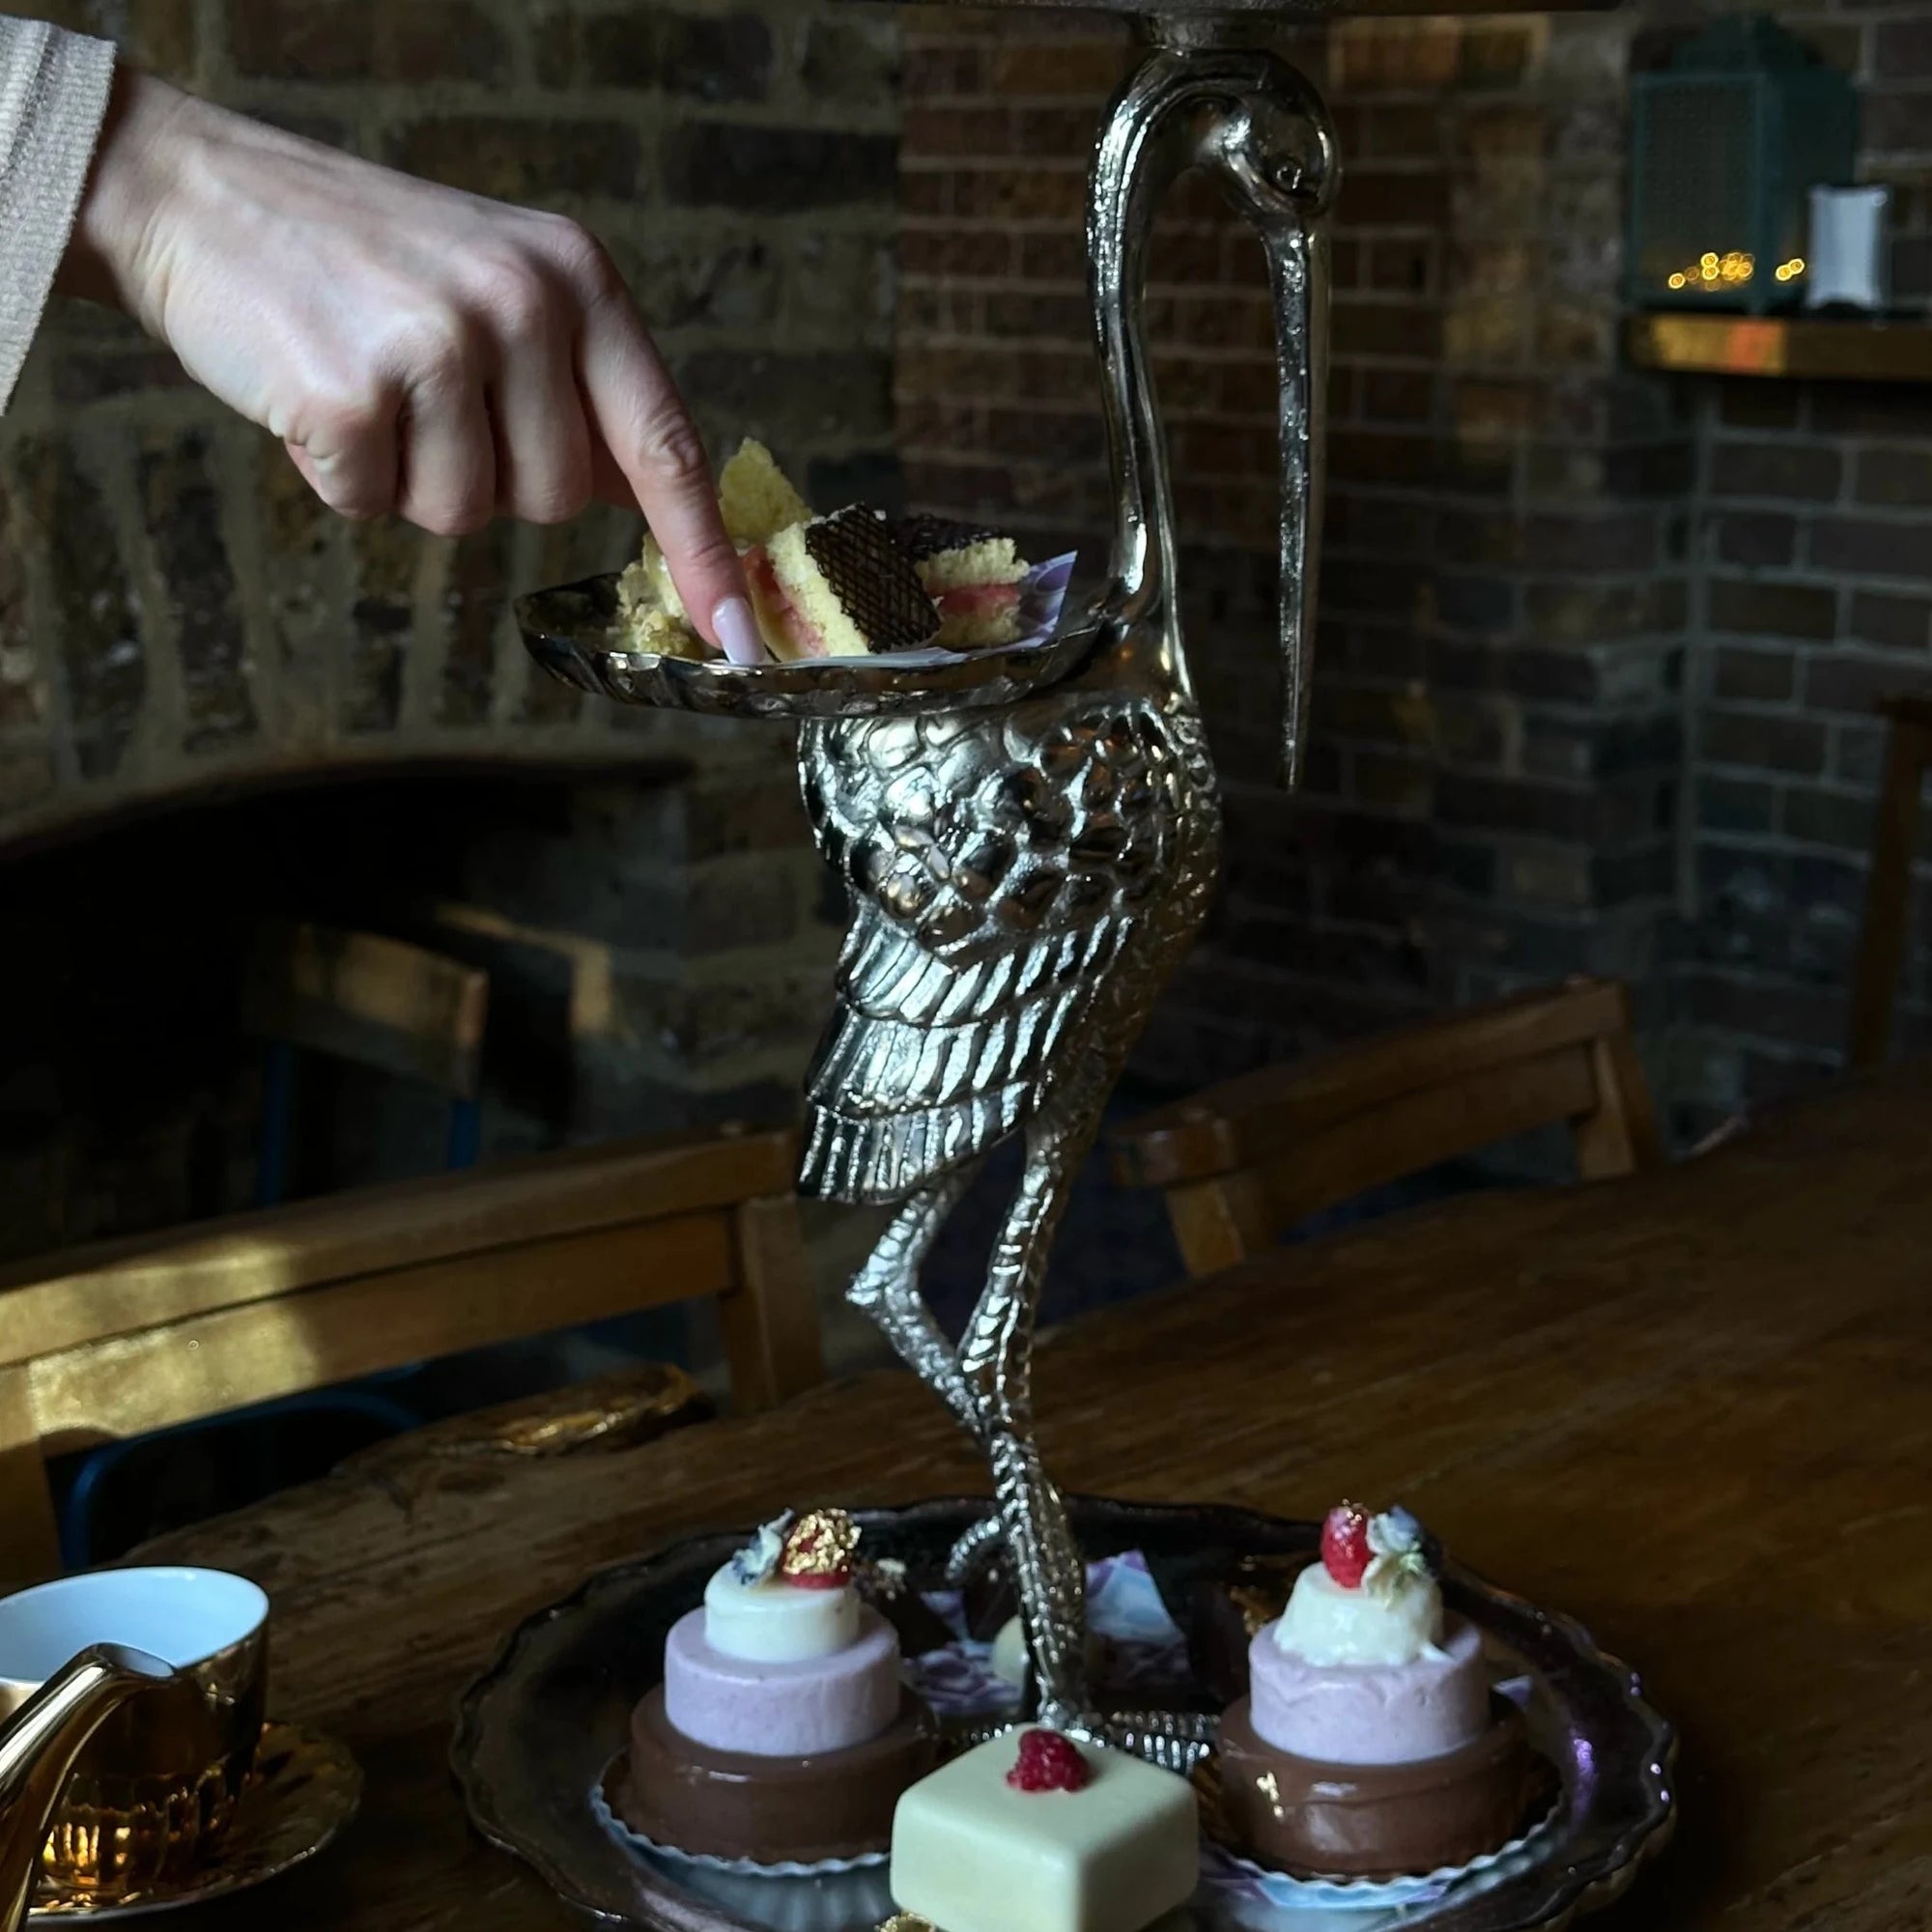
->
<box><xmin>1215</xmin><ymin>1503</ymin><xmax>1547</xmax><ymax>1878</ymax></box>
<box><xmin>988</xmin><ymin>1615</ymin><xmax>1111</xmax><ymax>1696</ymax></box>
<box><xmin>719</xmin><ymin>438</ymin><xmax>810</xmax><ymax>549</ymax></box>
<box><xmin>893</xmin><ymin>515</ymin><xmax>1032</xmax><ymax>651</ymax></box>
<box><xmin>859</xmin><ymin>1558</ymin><xmax>955</xmax><ymax>1659</ymax></box>
<box><xmin>614</xmin><ymin>444</ymin><xmax>1041</xmax><ymax>665</ymax></box>
<box><xmin>891</xmin><ymin>1727</ymin><xmax>1198</xmax><ymax>1932</ymax></box>
<box><xmin>611</xmin><ymin>1508</ymin><xmax>937</xmax><ymax>1864</ymax></box>
<box><xmin>752</xmin><ymin>507</ymin><xmax>942</xmax><ymax>662</ymax></box>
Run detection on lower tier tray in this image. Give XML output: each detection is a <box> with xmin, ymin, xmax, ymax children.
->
<box><xmin>450</xmin><ymin>1496</ymin><xmax>1674</xmax><ymax>1932</ymax></box>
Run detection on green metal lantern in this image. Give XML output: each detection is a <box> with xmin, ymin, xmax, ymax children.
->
<box><xmin>1628</xmin><ymin>14</ymin><xmax>1855</xmax><ymax>315</ymax></box>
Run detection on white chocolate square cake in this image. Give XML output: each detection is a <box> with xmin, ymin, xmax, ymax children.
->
<box><xmin>890</xmin><ymin>1727</ymin><xmax>1198</xmax><ymax>1932</ymax></box>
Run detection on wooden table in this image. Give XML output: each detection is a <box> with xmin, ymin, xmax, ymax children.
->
<box><xmin>141</xmin><ymin>1067</ymin><xmax>1932</xmax><ymax>1932</ymax></box>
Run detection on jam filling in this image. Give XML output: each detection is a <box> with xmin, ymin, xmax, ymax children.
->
<box><xmin>745</xmin><ymin>546</ymin><xmax>827</xmax><ymax>660</ymax></box>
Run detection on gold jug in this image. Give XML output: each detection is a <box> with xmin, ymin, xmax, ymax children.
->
<box><xmin>0</xmin><ymin>1645</ymin><xmax>175</xmax><ymax>1932</ymax></box>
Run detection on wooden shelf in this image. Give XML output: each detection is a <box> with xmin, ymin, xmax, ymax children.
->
<box><xmin>1626</xmin><ymin>311</ymin><xmax>1932</xmax><ymax>384</ymax></box>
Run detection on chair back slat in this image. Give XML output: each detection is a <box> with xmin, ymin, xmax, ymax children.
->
<box><xmin>1256</xmin><ymin>1040</ymin><xmax>1602</xmax><ymax>1235</ymax></box>
<box><xmin>28</xmin><ymin>1211</ymin><xmax>735</xmax><ymax>1454</ymax></box>
<box><xmin>243</xmin><ymin>923</ymin><xmax>490</xmax><ymax>1100</ymax></box>
<box><xmin>1848</xmin><ymin>695</ymin><xmax>1932</xmax><ymax>1069</ymax></box>
<box><xmin>0</xmin><ymin>1126</ymin><xmax>820</xmax><ymax>1585</ymax></box>
<box><xmin>0</xmin><ymin>1130</ymin><xmax>794</xmax><ymax>1369</ymax></box>
<box><xmin>1112</xmin><ymin>978</ymin><xmax>1661</xmax><ymax>1279</ymax></box>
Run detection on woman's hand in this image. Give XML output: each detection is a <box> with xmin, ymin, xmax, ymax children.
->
<box><xmin>57</xmin><ymin>68</ymin><xmax>761</xmax><ymax>662</ymax></box>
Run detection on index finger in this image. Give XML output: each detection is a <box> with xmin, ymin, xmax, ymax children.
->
<box><xmin>578</xmin><ymin>289</ymin><xmax>763</xmax><ymax>664</ymax></box>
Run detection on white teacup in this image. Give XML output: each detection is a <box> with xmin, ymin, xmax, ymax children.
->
<box><xmin>0</xmin><ymin>1568</ymin><xmax>270</xmax><ymax>1895</ymax></box>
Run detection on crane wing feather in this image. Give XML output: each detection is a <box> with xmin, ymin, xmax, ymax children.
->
<box><xmin>796</xmin><ymin>697</ymin><xmax>1189</xmax><ymax>1203</ymax></box>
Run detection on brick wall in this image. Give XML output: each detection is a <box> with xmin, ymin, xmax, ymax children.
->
<box><xmin>1681</xmin><ymin>374</ymin><xmax>1932</xmax><ymax>1121</ymax></box>
<box><xmin>895</xmin><ymin>3</ymin><xmax>1932</xmax><ymax>1145</ymax></box>
<box><xmin>1669</xmin><ymin>0</ymin><xmax>1932</xmax><ymax>1110</ymax></box>
<box><xmin>0</xmin><ymin>0</ymin><xmax>899</xmax><ymax>848</ymax></box>
<box><xmin>0</xmin><ymin>2</ymin><xmax>899</xmax><ymax>1301</ymax></box>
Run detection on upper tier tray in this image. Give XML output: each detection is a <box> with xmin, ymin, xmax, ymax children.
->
<box><xmin>515</xmin><ymin>557</ymin><xmax>1096</xmax><ymax>723</ymax></box>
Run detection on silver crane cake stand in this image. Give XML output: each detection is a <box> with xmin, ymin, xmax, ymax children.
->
<box><xmin>520</xmin><ymin>6</ymin><xmax>1336</xmax><ymax>1754</ymax></box>
<box><xmin>502</xmin><ymin>5</ymin><xmax>1674</xmax><ymax>1926</ymax></box>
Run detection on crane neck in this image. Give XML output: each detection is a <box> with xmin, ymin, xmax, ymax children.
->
<box><xmin>1085</xmin><ymin>39</ymin><xmax>1338</xmax><ymax>779</ymax></box>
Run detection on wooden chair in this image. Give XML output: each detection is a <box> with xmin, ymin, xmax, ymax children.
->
<box><xmin>1110</xmin><ymin>978</ymin><xmax>1662</xmax><ymax>1279</ymax></box>
<box><xmin>0</xmin><ymin>1125</ymin><xmax>821</xmax><ymax>1584</ymax></box>
<box><xmin>1848</xmin><ymin>693</ymin><xmax>1932</xmax><ymax>1069</ymax></box>
<box><xmin>243</xmin><ymin>923</ymin><xmax>491</xmax><ymax>1205</ymax></box>
<box><xmin>51</xmin><ymin>925</ymin><xmax>498</xmax><ymax>1564</ymax></box>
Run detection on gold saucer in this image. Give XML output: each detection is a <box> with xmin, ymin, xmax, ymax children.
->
<box><xmin>31</xmin><ymin>1723</ymin><xmax>361</xmax><ymax>1921</ymax></box>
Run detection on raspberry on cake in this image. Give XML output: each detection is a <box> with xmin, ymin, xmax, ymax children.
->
<box><xmin>894</xmin><ymin>514</ymin><xmax>1031</xmax><ymax>651</ymax></box>
<box><xmin>1007</xmin><ymin>1728</ymin><xmax>1092</xmax><ymax>1793</ymax></box>
<box><xmin>1214</xmin><ymin>1502</ymin><xmax>1548</xmax><ymax>1878</ymax></box>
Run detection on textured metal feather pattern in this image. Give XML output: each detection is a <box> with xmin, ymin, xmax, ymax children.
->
<box><xmin>798</xmin><ymin>694</ymin><xmax>1206</xmax><ymax>1204</ymax></box>
<box><xmin>501</xmin><ymin>21</ymin><xmax>1337</xmax><ymax>1768</ymax></box>
<box><xmin>776</xmin><ymin>36</ymin><xmax>1338</xmax><ymax>1755</ymax></box>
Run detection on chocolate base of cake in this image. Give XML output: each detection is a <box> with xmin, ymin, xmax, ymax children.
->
<box><xmin>611</xmin><ymin>1686</ymin><xmax>937</xmax><ymax>1865</ymax></box>
<box><xmin>1215</xmin><ymin>1698</ymin><xmax>1552</xmax><ymax>1879</ymax></box>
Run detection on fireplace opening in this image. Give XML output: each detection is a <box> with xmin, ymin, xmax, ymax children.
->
<box><xmin>0</xmin><ymin>758</ymin><xmax>834</xmax><ymax>1557</ymax></box>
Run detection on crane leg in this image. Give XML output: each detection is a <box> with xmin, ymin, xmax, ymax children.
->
<box><xmin>846</xmin><ymin>1165</ymin><xmax>982</xmax><ymax>1435</ymax></box>
<box><xmin>957</xmin><ymin>1101</ymin><xmax>1096</xmax><ymax>1728</ymax></box>
<box><xmin>943</xmin><ymin>1512</ymin><xmax>1006</xmax><ymax>1588</ymax></box>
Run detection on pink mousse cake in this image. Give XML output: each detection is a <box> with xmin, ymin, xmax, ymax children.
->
<box><xmin>1247</xmin><ymin>1586</ymin><xmax>1490</xmax><ymax>1766</ymax></box>
<box><xmin>663</xmin><ymin>1600</ymin><xmax>902</xmax><ymax>1756</ymax></box>
<box><xmin>1216</xmin><ymin>1503</ymin><xmax>1546</xmax><ymax>1877</ymax></box>
<box><xmin>611</xmin><ymin>1508</ymin><xmax>937</xmax><ymax>1864</ymax></box>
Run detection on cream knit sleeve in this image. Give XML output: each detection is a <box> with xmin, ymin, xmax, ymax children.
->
<box><xmin>0</xmin><ymin>16</ymin><xmax>115</xmax><ymax>412</ymax></box>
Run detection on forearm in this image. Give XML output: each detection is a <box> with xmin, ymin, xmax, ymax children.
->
<box><xmin>0</xmin><ymin>14</ymin><xmax>115</xmax><ymax>410</ymax></box>
<box><xmin>8</xmin><ymin>24</ymin><xmax>752</xmax><ymax>642</ymax></box>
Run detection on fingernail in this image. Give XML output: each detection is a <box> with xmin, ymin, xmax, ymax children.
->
<box><xmin>712</xmin><ymin>597</ymin><xmax>766</xmax><ymax>667</ymax></box>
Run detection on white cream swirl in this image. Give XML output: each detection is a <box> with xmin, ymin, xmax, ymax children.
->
<box><xmin>1271</xmin><ymin>1558</ymin><xmax>1446</xmax><ymax>1667</ymax></box>
<box><xmin>703</xmin><ymin>1562</ymin><xmax>860</xmax><ymax>1663</ymax></box>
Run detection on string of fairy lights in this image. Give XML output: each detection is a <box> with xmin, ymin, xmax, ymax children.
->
<box><xmin>1664</xmin><ymin>249</ymin><xmax>1807</xmax><ymax>292</ymax></box>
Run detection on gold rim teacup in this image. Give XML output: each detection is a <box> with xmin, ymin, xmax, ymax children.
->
<box><xmin>0</xmin><ymin>1569</ymin><xmax>268</xmax><ymax>1898</ymax></box>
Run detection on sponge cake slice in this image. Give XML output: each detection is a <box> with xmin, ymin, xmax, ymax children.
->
<box><xmin>893</xmin><ymin>515</ymin><xmax>1030</xmax><ymax>650</ymax></box>
<box><xmin>758</xmin><ymin>508</ymin><xmax>942</xmax><ymax>660</ymax></box>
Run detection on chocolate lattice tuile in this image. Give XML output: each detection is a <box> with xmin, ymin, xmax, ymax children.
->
<box><xmin>802</xmin><ymin>509</ymin><xmax>942</xmax><ymax>654</ymax></box>
<box><xmin>890</xmin><ymin>514</ymin><xmax>1010</xmax><ymax>565</ymax></box>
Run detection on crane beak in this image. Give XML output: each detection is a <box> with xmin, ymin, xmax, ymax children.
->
<box><xmin>1273</xmin><ymin>224</ymin><xmax>1326</xmax><ymax>794</ymax></box>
